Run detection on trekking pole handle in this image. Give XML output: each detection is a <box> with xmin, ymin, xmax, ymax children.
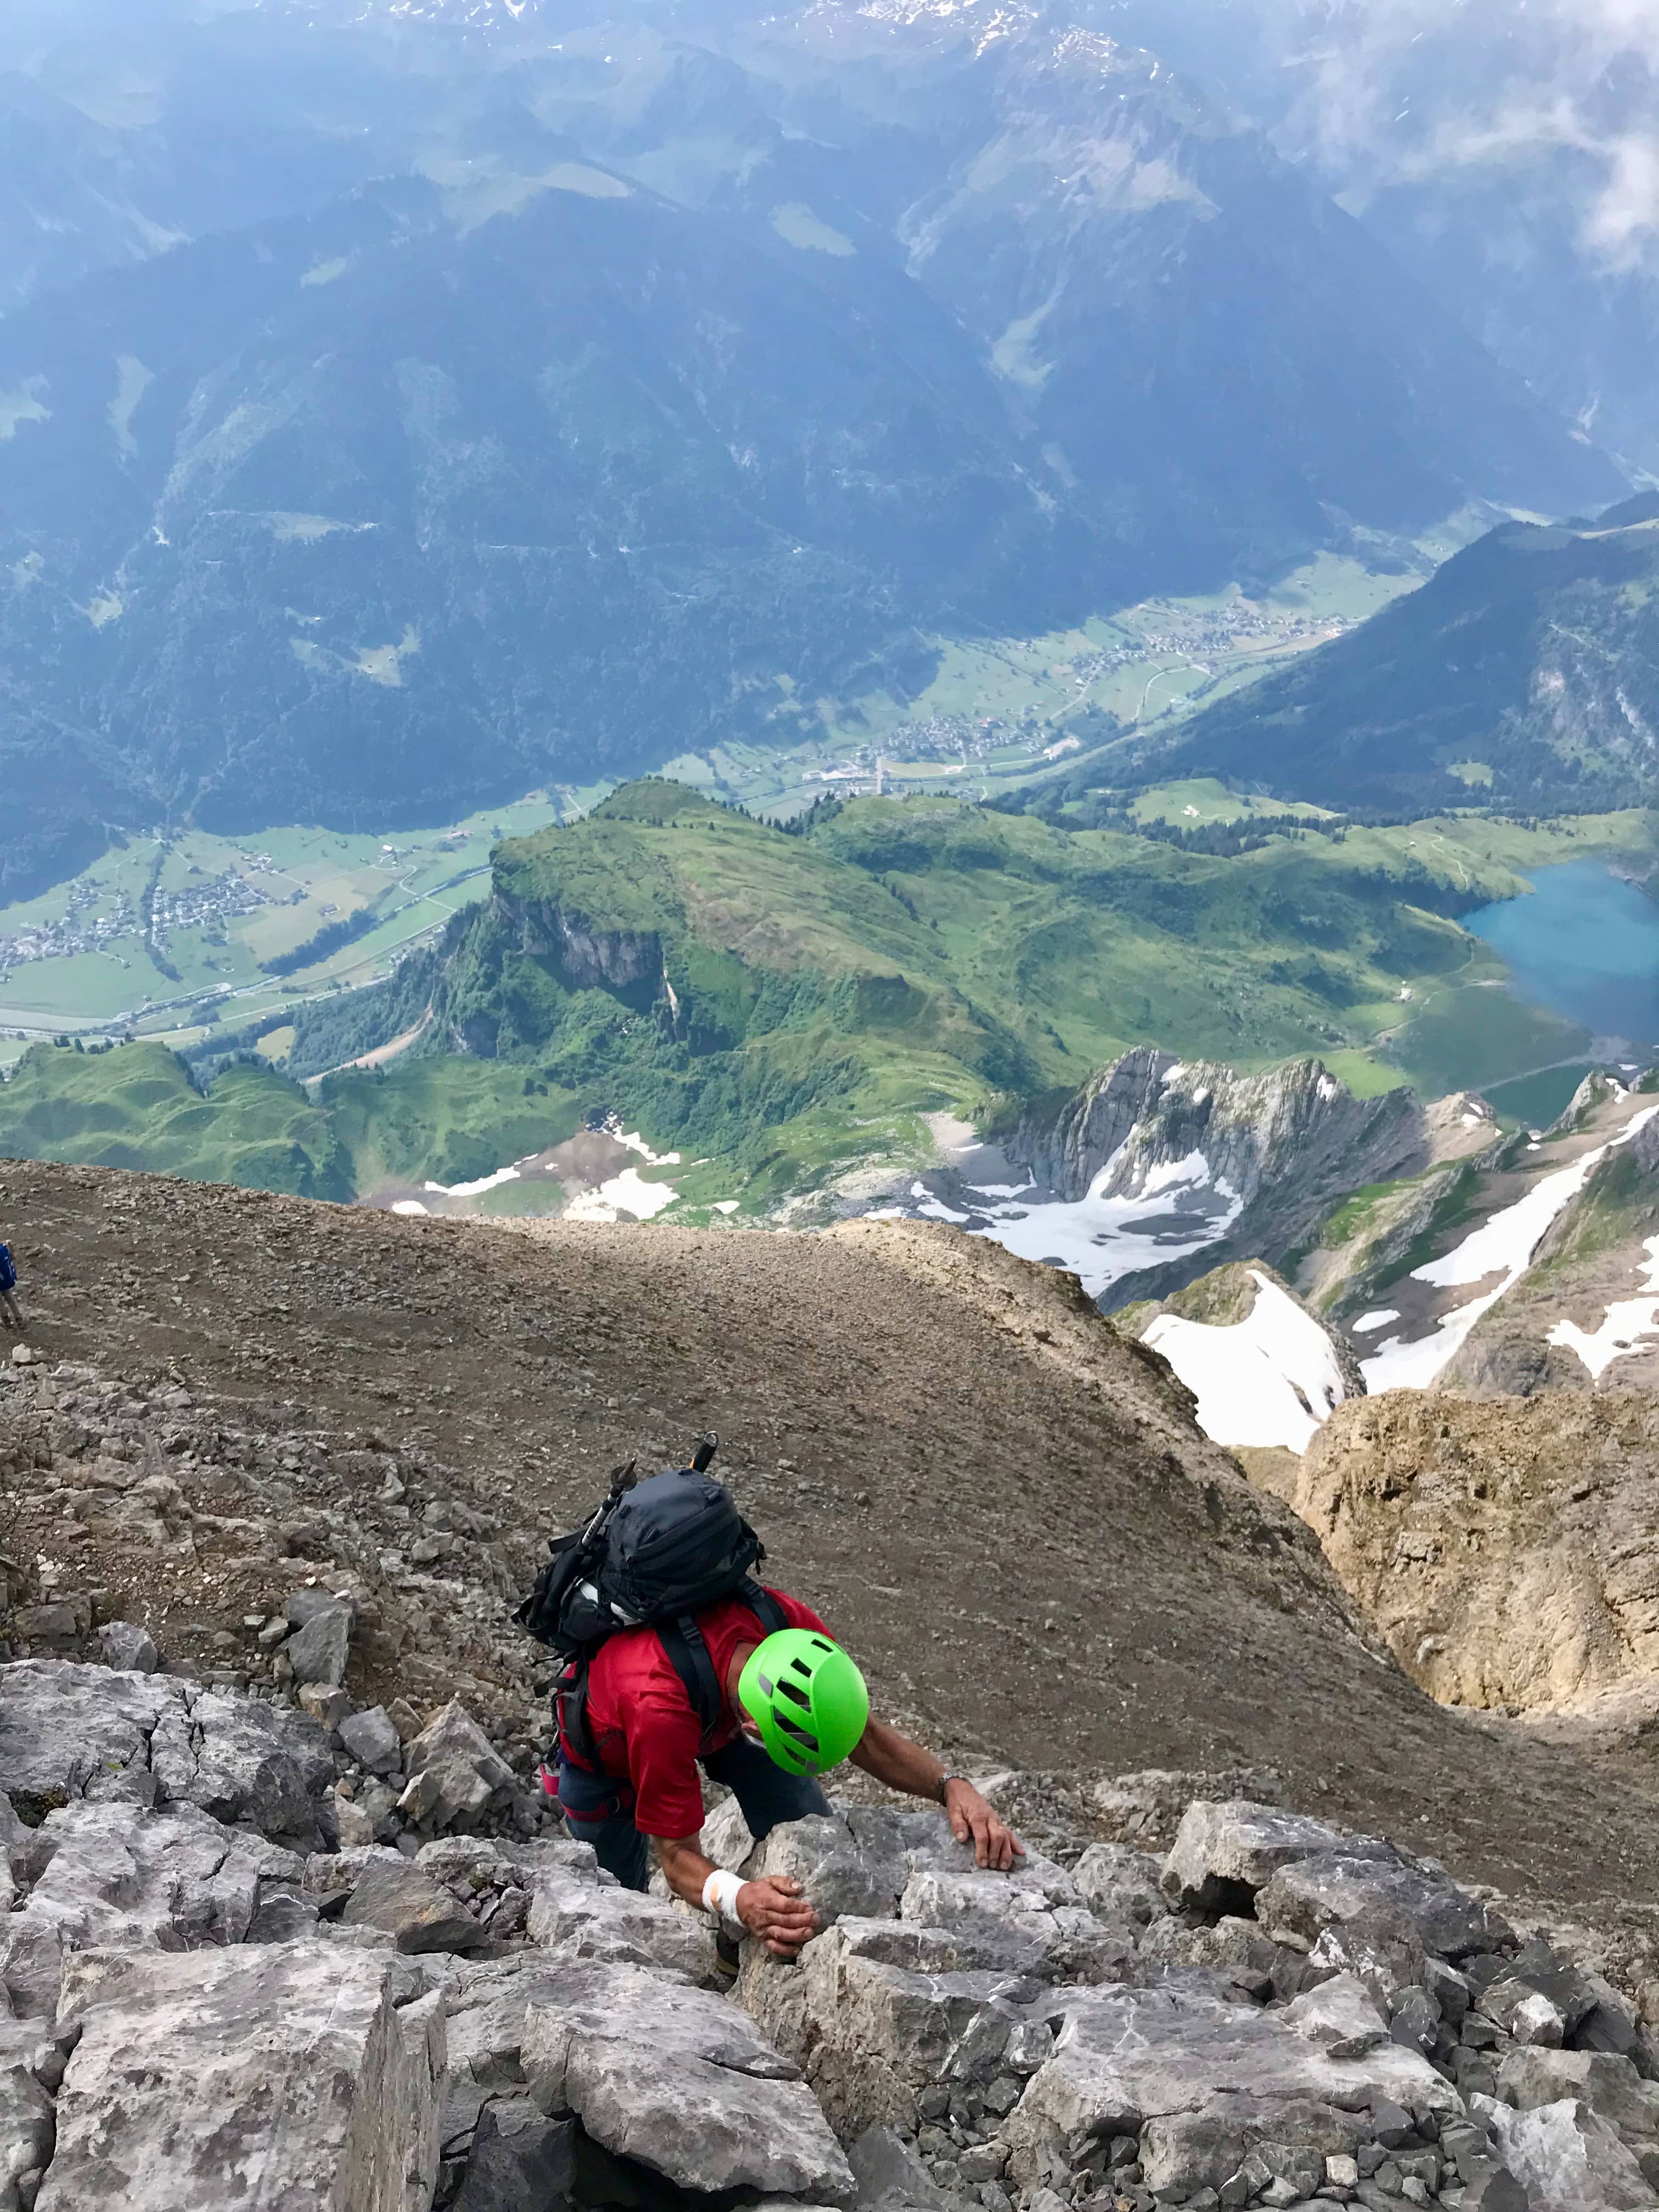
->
<box><xmin>691</xmin><ymin>1433</ymin><xmax>719</xmax><ymax>1474</ymax></box>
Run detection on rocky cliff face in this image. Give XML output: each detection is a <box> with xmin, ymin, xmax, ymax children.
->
<box><xmin>1005</xmin><ymin>1050</ymin><xmax>1429</xmax><ymax>1307</ymax></box>
<box><xmin>495</xmin><ymin>893</ymin><xmax>665</xmax><ymax>995</ymax></box>
<box><xmin>1291</xmin><ymin>1389</ymin><xmax>1659</xmax><ymax>1740</ymax></box>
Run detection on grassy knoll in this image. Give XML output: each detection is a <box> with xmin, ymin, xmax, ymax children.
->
<box><xmin>0</xmin><ymin>1043</ymin><xmax>351</xmax><ymax>1199</ymax></box>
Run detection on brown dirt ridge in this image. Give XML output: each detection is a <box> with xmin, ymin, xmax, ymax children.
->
<box><xmin>3</xmin><ymin>1156</ymin><xmax>1658</xmax><ymax>1920</ymax></box>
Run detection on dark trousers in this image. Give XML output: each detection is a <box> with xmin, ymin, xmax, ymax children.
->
<box><xmin>559</xmin><ymin>1736</ymin><xmax>831</xmax><ymax>1893</ymax></box>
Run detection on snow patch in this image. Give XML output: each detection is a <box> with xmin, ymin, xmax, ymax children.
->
<box><xmin>563</xmin><ymin>1167</ymin><xmax>678</xmax><ymax>1222</ymax></box>
<box><xmin>612</xmin><ymin>1126</ymin><xmax>682</xmax><ymax>1166</ymax></box>
<box><xmin>962</xmin><ymin>1152</ymin><xmax>1243</xmax><ymax>1301</ymax></box>
<box><xmin>425</xmin><ymin>1166</ymin><xmax>520</xmax><ymax>1199</ymax></box>
<box><xmin>1143</xmin><ymin>1272</ymin><xmax>1347</xmax><ymax>1455</ymax></box>
<box><xmin>1351</xmin><ymin>1309</ymin><xmax>1400</xmax><ymax>1335</ymax></box>
<box><xmin>1547</xmin><ymin>1234</ymin><xmax>1659</xmax><ymax>1381</ymax></box>
<box><xmin>391</xmin><ymin>1200</ymin><xmax>430</xmax><ymax>1216</ymax></box>
<box><xmin>713</xmin><ymin>1200</ymin><xmax>741</xmax><ymax>1216</ymax></box>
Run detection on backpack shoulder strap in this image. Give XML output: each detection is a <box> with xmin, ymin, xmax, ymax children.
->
<box><xmin>656</xmin><ymin>1615</ymin><xmax>724</xmax><ymax>1741</ymax></box>
<box><xmin>556</xmin><ymin>1659</ymin><xmax>600</xmax><ymax>1769</ymax></box>
<box><xmin>739</xmin><ymin>1577</ymin><xmax>788</xmax><ymax>1640</ymax></box>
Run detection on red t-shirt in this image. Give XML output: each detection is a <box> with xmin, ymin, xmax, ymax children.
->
<box><xmin>578</xmin><ymin>1587</ymin><xmax>830</xmax><ymax>1838</ymax></box>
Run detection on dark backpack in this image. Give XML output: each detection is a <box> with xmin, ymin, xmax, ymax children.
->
<box><xmin>514</xmin><ymin>1438</ymin><xmax>785</xmax><ymax>1767</ymax></box>
<box><xmin>0</xmin><ymin>1246</ymin><xmax>15</xmax><ymax>1293</ymax></box>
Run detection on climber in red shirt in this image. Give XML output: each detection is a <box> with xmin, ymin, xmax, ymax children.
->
<box><xmin>554</xmin><ymin>1581</ymin><xmax>1023</xmax><ymax>1961</ymax></box>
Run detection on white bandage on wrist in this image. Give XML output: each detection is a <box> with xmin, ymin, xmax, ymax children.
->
<box><xmin>701</xmin><ymin>1869</ymin><xmax>745</xmax><ymax>1922</ymax></box>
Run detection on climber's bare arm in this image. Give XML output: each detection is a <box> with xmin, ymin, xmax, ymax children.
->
<box><xmin>656</xmin><ymin>1832</ymin><xmax>819</xmax><ymax>1957</ymax></box>
<box><xmin>850</xmin><ymin>1716</ymin><xmax>1025</xmax><ymax>1871</ymax></box>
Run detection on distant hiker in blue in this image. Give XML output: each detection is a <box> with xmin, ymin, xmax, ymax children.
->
<box><xmin>0</xmin><ymin>1243</ymin><xmax>23</xmax><ymax>1333</ymax></box>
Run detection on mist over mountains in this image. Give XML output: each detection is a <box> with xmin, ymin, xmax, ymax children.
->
<box><xmin>1100</xmin><ymin>0</ymin><xmax>1659</xmax><ymax>477</ymax></box>
<box><xmin>0</xmin><ymin>0</ymin><xmax>1636</xmax><ymax>895</ymax></box>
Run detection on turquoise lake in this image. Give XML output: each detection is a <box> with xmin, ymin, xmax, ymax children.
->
<box><xmin>1465</xmin><ymin>857</ymin><xmax>1659</xmax><ymax>1052</ymax></box>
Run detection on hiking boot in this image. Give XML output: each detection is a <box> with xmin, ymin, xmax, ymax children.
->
<box><xmin>714</xmin><ymin>1928</ymin><xmax>741</xmax><ymax>1984</ymax></box>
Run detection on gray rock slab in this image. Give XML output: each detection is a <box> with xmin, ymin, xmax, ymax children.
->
<box><xmin>1070</xmin><ymin>1842</ymin><xmax>1165</xmax><ymax>1930</ymax></box>
<box><xmin>1002</xmin><ymin>1979</ymin><xmax>1463</xmax><ymax>2199</ymax></box>
<box><xmin>0</xmin><ymin>1661</ymin><xmax>184</xmax><ymax>1818</ymax></box>
<box><xmin>286</xmin><ymin>1587</ymin><xmax>358</xmax><ymax>1630</ymax></box>
<box><xmin>285</xmin><ymin>1603</ymin><xmax>353</xmax><ymax>1690</ymax></box>
<box><xmin>343</xmin><ymin>1861</ymin><xmax>486</xmax><ymax>1956</ymax></box>
<box><xmin>1283</xmin><ymin>1972</ymin><xmax>1391</xmax><ymax>2059</ymax></box>
<box><xmin>526</xmin><ymin>1865</ymin><xmax>716</xmax><ymax>1983</ymax></box>
<box><xmin>1499</xmin><ymin>2047</ymin><xmax>1659</xmax><ymax>2148</ymax></box>
<box><xmin>848</xmin><ymin>2121</ymin><xmax>960</xmax><ymax>2209</ymax></box>
<box><xmin>699</xmin><ymin>1794</ymin><xmax>756</xmax><ymax>1870</ymax></box>
<box><xmin>743</xmin><ymin>1812</ymin><xmax>910</xmax><ymax>1925</ymax></box>
<box><xmin>152</xmin><ymin>1688</ymin><xmax>334</xmax><ymax>1847</ymax></box>
<box><xmin>403</xmin><ymin>1701</ymin><xmax>516</xmax><ymax>1833</ymax></box>
<box><xmin>0</xmin><ymin>1799</ymin><xmax>296</xmax><ymax>2018</ymax></box>
<box><xmin>438</xmin><ymin>1952</ymin><xmax>620</xmax><ymax>2149</ymax></box>
<box><xmin>1258</xmin><ymin>1846</ymin><xmax>1512</xmax><ymax>1963</ymax></box>
<box><xmin>0</xmin><ymin>2027</ymin><xmax>56</xmax><ymax>2211</ymax></box>
<box><xmin>340</xmin><ymin>1706</ymin><xmax>405</xmax><ymax>1778</ymax></box>
<box><xmin>520</xmin><ymin>1960</ymin><xmax>853</xmax><ymax>2200</ymax></box>
<box><xmin>39</xmin><ymin>1939</ymin><xmax>443</xmax><ymax>2212</ymax></box>
<box><xmin>1160</xmin><ymin>1801</ymin><xmax>1358</xmax><ymax>1915</ymax></box>
<box><xmin>1481</xmin><ymin>2092</ymin><xmax>1657</xmax><ymax>2211</ymax></box>
<box><xmin>746</xmin><ymin>1915</ymin><xmax>1040</xmax><ymax>2138</ymax></box>
<box><xmin>896</xmin><ymin>1869</ymin><xmax>1131</xmax><ymax>1984</ymax></box>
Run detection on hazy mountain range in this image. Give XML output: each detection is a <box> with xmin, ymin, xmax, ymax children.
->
<box><xmin>1098</xmin><ymin>0</ymin><xmax>1659</xmax><ymax>479</ymax></box>
<box><xmin>0</xmin><ymin>0</ymin><xmax>1635</xmax><ymax>897</ymax></box>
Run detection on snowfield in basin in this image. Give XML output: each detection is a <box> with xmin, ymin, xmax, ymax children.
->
<box><xmin>1142</xmin><ymin>1271</ymin><xmax>1349</xmax><ymax>1454</ymax></box>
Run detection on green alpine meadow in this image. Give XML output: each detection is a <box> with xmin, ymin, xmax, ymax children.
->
<box><xmin>5</xmin><ymin>780</ymin><xmax>1650</xmax><ymax>1215</ymax></box>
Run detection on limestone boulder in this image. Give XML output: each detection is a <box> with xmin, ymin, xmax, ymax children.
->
<box><xmin>1</xmin><ymin>1801</ymin><xmax>305</xmax><ymax>2019</ymax></box>
<box><xmin>519</xmin><ymin>1959</ymin><xmax>854</xmax><ymax>2202</ymax></box>
<box><xmin>285</xmin><ymin>1602</ymin><xmax>353</xmax><ymax>1690</ymax></box>
<box><xmin>1159</xmin><ymin>1799</ymin><xmax>1361</xmax><ymax>1916</ymax></box>
<box><xmin>746</xmin><ymin>1915</ymin><xmax>1042</xmax><ymax>2138</ymax></box>
<box><xmin>37</xmin><ymin>1939</ymin><xmax>443</xmax><ymax>2212</ymax></box>
<box><xmin>896</xmin><ymin>1867</ymin><xmax>1132</xmax><ymax>1984</ymax></box>
<box><xmin>1499</xmin><ymin>2047</ymin><xmax>1659</xmax><ymax>2158</ymax></box>
<box><xmin>1070</xmin><ymin>1842</ymin><xmax>1165</xmax><ymax>1931</ymax></box>
<box><xmin>438</xmin><ymin>1953</ymin><xmax>606</xmax><ymax>2153</ymax></box>
<box><xmin>1002</xmin><ymin>1978</ymin><xmax>1463</xmax><ymax>2198</ymax></box>
<box><xmin>525</xmin><ymin>1864</ymin><xmax>716</xmax><ymax>1983</ymax></box>
<box><xmin>740</xmin><ymin>1809</ymin><xmax>910</xmax><ymax>1926</ymax></box>
<box><xmin>0</xmin><ymin>2024</ymin><xmax>57</xmax><ymax>2212</ymax></box>
<box><xmin>400</xmin><ymin>1703</ymin><xmax>517</xmax><ymax>1835</ymax></box>
<box><xmin>341</xmin><ymin>1861</ymin><xmax>486</xmax><ymax>1956</ymax></box>
<box><xmin>1257</xmin><ymin>1843</ymin><xmax>1513</xmax><ymax>1964</ymax></box>
<box><xmin>0</xmin><ymin>1663</ymin><xmax>183</xmax><ymax>1821</ymax></box>
<box><xmin>1482</xmin><ymin>2092</ymin><xmax>1657</xmax><ymax>2212</ymax></box>
<box><xmin>150</xmin><ymin>1690</ymin><xmax>334</xmax><ymax>1847</ymax></box>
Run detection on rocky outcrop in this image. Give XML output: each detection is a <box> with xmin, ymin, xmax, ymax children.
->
<box><xmin>1288</xmin><ymin>1390</ymin><xmax>1659</xmax><ymax>1731</ymax></box>
<box><xmin>7</xmin><ymin>1644</ymin><xmax>1659</xmax><ymax>2212</ymax></box>
<box><xmin>496</xmin><ymin>894</ymin><xmax>663</xmax><ymax>995</ymax></box>
<box><xmin>1006</xmin><ymin>1051</ymin><xmax>1431</xmax><ymax>1308</ymax></box>
<box><xmin>735</xmin><ymin>1791</ymin><xmax>1659</xmax><ymax>2212</ymax></box>
<box><xmin>43</xmin><ymin>1942</ymin><xmax>445</xmax><ymax>2212</ymax></box>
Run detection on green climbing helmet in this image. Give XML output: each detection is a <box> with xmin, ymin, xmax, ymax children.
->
<box><xmin>738</xmin><ymin>1628</ymin><xmax>870</xmax><ymax>1776</ymax></box>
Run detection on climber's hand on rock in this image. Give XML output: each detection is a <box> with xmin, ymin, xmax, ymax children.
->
<box><xmin>737</xmin><ymin>1875</ymin><xmax>818</xmax><ymax>1958</ymax></box>
<box><xmin>945</xmin><ymin>1779</ymin><xmax>1026</xmax><ymax>1871</ymax></box>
